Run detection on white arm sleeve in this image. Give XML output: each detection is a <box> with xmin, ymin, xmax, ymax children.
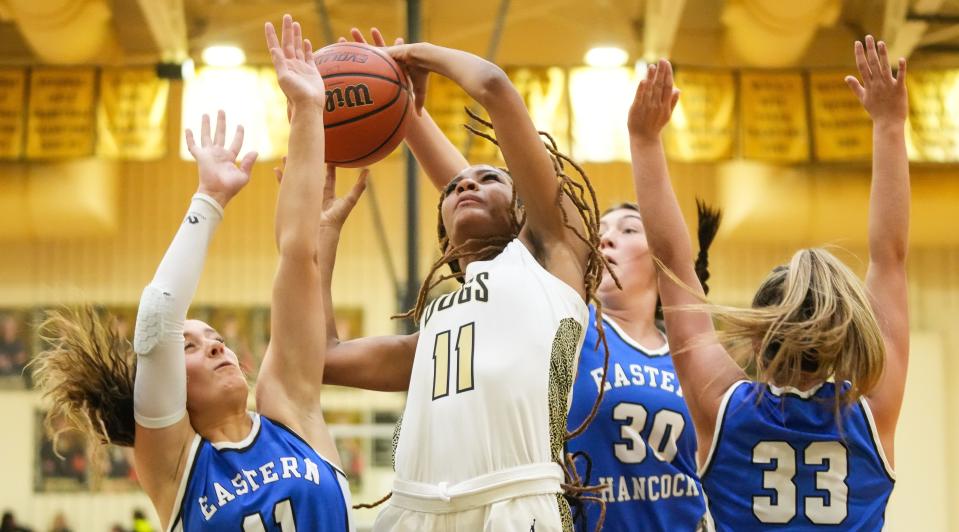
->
<box><xmin>133</xmin><ymin>193</ymin><xmax>224</xmax><ymax>428</ymax></box>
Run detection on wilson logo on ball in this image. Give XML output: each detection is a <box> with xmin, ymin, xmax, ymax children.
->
<box><xmin>325</xmin><ymin>84</ymin><xmax>374</xmax><ymax>112</ymax></box>
<box><xmin>315</xmin><ymin>51</ymin><xmax>369</xmax><ymax>65</ymax></box>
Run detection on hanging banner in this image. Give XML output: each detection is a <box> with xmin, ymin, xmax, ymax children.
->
<box><xmin>740</xmin><ymin>72</ymin><xmax>809</xmax><ymax>162</ymax></box>
<box><xmin>664</xmin><ymin>69</ymin><xmax>735</xmax><ymax>162</ymax></box>
<box><xmin>26</xmin><ymin>68</ymin><xmax>96</xmax><ymax>159</ymax></box>
<box><xmin>906</xmin><ymin>70</ymin><xmax>959</xmax><ymax>162</ymax></box>
<box><xmin>0</xmin><ymin>69</ymin><xmax>26</xmax><ymax>159</ymax></box>
<box><xmin>426</xmin><ymin>75</ymin><xmax>500</xmax><ymax>164</ymax></box>
<box><xmin>511</xmin><ymin>67</ymin><xmax>570</xmax><ymax>154</ymax></box>
<box><xmin>97</xmin><ymin>68</ymin><xmax>169</xmax><ymax>160</ymax></box>
<box><xmin>808</xmin><ymin>70</ymin><xmax>872</xmax><ymax>161</ymax></box>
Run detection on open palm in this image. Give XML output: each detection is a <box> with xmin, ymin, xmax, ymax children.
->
<box><xmin>628</xmin><ymin>59</ymin><xmax>681</xmax><ymax>140</ymax></box>
<box><xmin>845</xmin><ymin>35</ymin><xmax>907</xmax><ymax>124</ymax></box>
<box><xmin>265</xmin><ymin>15</ymin><xmax>325</xmax><ymax>104</ymax></box>
<box><xmin>319</xmin><ymin>165</ymin><xmax>367</xmax><ymax>231</ymax></box>
<box><xmin>186</xmin><ymin>110</ymin><xmax>257</xmax><ymax>207</ymax></box>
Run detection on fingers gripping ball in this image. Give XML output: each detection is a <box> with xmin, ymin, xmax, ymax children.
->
<box><xmin>315</xmin><ymin>42</ymin><xmax>411</xmax><ymax>167</ymax></box>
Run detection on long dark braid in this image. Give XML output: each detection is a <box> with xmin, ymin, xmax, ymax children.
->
<box><xmin>694</xmin><ymin>199</ymin><xmax>722</xmax><ymax>296</ymax></box>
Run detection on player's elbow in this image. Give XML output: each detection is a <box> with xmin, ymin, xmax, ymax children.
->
<box><xmin>870</xmin><ymin>233</ymin><xmax>908</xmax><ymax>266</ymax></box>
<box><xmin>276</xmin><ymin>232</ymin><xmax>320</xmax><ymax>265</ymax></box>
<box><xmin>473</xmin><ymin>64</ymin><xmax>512</xmax><ymax>106</ymax></box>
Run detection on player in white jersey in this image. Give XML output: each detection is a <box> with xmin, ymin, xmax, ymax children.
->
<box><xmin>320</xmin><ymin>30</ymin><xmax>610</xmax><ymax>532</ymax></box>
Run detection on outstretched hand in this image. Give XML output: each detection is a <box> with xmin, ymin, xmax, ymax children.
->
<box><xmin>185</xmin><ymin>110</ymin><xmax>257</xmax><ymax>208</ymax></box>
<box><xmin>628</xmin><ymin>59</ymin><xmax>680</xmax><ymax>141</ymax></box>
<box><xmin>845</xmin><ymin>35</ymin><xmax>907</xmax><ymax>125</ymax></box>
<box><xmin>319</xmin><ymin>165</ymin><xmax>368</xmax><ymax>231</ymax></box>
<box><xmin>265</xmin><ymin>14</ymin><xmax>325</xmax><ymax>106</ymax></box>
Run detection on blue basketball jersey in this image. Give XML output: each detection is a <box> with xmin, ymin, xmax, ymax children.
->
<box><xmin>701</xmin><ymin>380</ymin><xmax>895</xmax><ymax>532</ymax></box>
<box><xmin>566</xmin><ymin>307</ymin><xmax>707</xmax><ymax>531</ymax></box>
<box><xmin>169</xmin><ymin>413</ymin><xmax>353</xmax><ymax>531</ymax></box>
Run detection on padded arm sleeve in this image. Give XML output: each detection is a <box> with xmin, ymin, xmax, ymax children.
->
<box><xmin>133</xmin><ymin>193</ymin><xmax>224</xmax><ymax>428</ymax></box>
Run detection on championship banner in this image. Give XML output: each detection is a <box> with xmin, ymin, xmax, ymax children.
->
<box><xmin>511</xmin><ymin>67</ymin><xmax>570</xmax><ymax>154</ymax></box>
<box><xmin>0</xmin><ymin>69</ymin><xmax>26</xmax><ymax>159</ymax></box>
<box><xmin>426</xmin><ymin>75</ymin><xmax>500</xmax><ymax>163</ymax></box>
<box><xmin>808</xmin><ymin>71</ymin><xmax>871</xmax><ymax>161</ymax></box>
<box><xmin>905</xmin><ymin>70</ymin><xmax>959</xmax><ymax>162</ymax></box>
<box><xmin>97</xmin><ymin>68</ymin><xmax>169</xmax><ymax>160</ymax></box>
<box><xmin>26</xmin><ymin>68</ymin><xmax>96</xmax><ymax>159</ymax></box>
<box><xmin>740</xmin><ymin>72</ymin><xmax>810</xmax><ymax>162</ymax></box>
<box><xmin>664</xmin><ymin>69</ymin><xmax>735</xmax><ymax>162</ymax></box>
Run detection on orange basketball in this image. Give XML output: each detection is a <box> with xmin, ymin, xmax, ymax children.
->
<box><xmin>315</xmin><ymin>42</ymin><xmax>411</xmax><ymax>167</ymax></box>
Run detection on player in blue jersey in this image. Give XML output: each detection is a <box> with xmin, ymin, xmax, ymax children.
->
<box><xmin>32</xmin><ymin>15</ymin><xmax>362</xmax><ymax>530</ymax></box>
<box><xmin>626</xmin><ymin>36</ymin><xmax>909</xmax><ymax>531</ymax></box>
<box><xmin>565</xmin><ymin>201</ymin><xmax>719</xmax><ymax>531</ymax></box>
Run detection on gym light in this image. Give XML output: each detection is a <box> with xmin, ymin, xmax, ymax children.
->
<box><xmin>201</xmin><ymin>45</ymin><xmax>246</xmax><ymax>67</ymax></box>
<box><xmin>584</xmin><ymin>46</ymin><xmax>629</xmax><ymax>68</ymax></box>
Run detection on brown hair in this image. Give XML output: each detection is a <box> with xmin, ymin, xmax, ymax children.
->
<box><xmin>30</xmin><ymin>307</ymin><xmax>136</xmax><ymax>455</ymax></box>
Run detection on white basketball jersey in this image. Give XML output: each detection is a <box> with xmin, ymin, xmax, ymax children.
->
<box><xmin>394</xmin><ymin>239</ymin><xmax>588</xmax><ymax>485</ymax></box>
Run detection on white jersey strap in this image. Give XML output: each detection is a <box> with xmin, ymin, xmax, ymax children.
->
<box><xmin>859</xmin><ymin>397</ymin><xmax>897</xmax><ymax>480</ymax></box>
<box><xmin>390</xmin><ymin>462</ymin><xmax>563</xmax><ymax>513</ymax></box>
<box><xmin>698</xmin><ymin>379</ymin><xmax>750</xmax><ymax>477</ymax></box>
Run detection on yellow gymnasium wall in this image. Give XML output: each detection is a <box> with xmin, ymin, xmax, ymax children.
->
<box><xmin>0</xmin><ymin>81</ymin><xmax>956</xmax><ymax>530</ymax></box>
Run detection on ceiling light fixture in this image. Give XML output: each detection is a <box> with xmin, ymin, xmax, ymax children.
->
<box><xmin>584</xmin><ymin>46</ymin><xmax>629</xmax><ymax>68</ymax></box>
<box><xmin>201</xmin><ymin>45</ymin><xmax>246</xmax><ymax>67</ymax></box>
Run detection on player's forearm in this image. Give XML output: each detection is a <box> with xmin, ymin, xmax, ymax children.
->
<box><xmin>409</xmin><ymin>44</ymin><xmax>511</xmax><ymax>111</ymax></box>
<box><xmin>146</xmin><ymin>194</ymin><xmax>223</xmax><ymax>328</ymax></box>
<box><xmin>868</xmin><ymin>120</ymin><xmax>910</xmax><ymax>264</ymax></box>
<box><xmin>629</xmin><ymin>136</ymin><xmax>697</xmax><ymax>275</ymax></box>
<box><xmin>275</xmin><ymin>101</ymin><xmax>327</xmax><ymax>257</ymax></box>
<box><xmin>318</xmin><ymin>229</ymin><xmax>341</xmax><ymax>346</ymax></box>
<box><xmin>323</xmin><ymin>337</ymin><xmax>414</xmax><ymax>392</ymax></box>
<box><xmin>133</xmin><ymin>194</ymin><xmax>222</xmax><ymax>428</ymax></box>
<box><xmin>405</xmin><ymin>109</ymin><xmax>469</xmax><ymax>190</ymax></box>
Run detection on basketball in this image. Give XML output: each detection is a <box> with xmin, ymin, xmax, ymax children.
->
<box><xmin>314</xmin><ymin>42</ymin><xmax>411</xmax><ymax>167</ymax></box>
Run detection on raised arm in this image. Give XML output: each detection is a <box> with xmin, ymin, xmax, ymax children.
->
<box><xmin>255</xmin><ymin>16</ymin><xmax>360</xmax><ymax>462</ymax></box>
<box><xmin>133</xmin><ymin>111</ymin><xmax>256</xmax><ymax>520</ymax></box>
<box><xmin>846</xmin><ymin>36</ymin><xmax>910</xmax><ymax>444</ymax></box>
<box><xmin>387</xmin><ymin>43</ymin><xmax>590</xmax><ymax>296</ymax></box>
<box><xmin>273</xmin><ymin>110</ymin><xmax>419</xmax><ymax>395</ymax></box>
<box><xmin>312</xmin><ymin>165</ymin><xmax>418</xmax><ymax>393</ymax></box>
<box><xmin>627</xmin><ymin>60</ymin><xmax>745</xmax><ymax>455</ymax></box>
<box><xmin>344</xmin><ymin>28</ymin><xmax>467</xmax><ymax>190</ymax></box>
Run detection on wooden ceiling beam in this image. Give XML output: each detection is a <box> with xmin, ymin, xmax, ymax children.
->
<box><xmin>884</xmin><ymin>0</ymin><xmax>946</xmax><ymax>60</ymax></box>
<box><xmin>643</xmin><ymin>0</ymin><xmax>687</xmax><ymax>61</ymax></box>
<box><xmin>136</xmin><ymin>0</ymin><xmax>188</xmax><ymax>62</ymax></box>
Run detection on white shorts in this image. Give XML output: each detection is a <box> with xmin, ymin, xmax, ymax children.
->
<box><xmin>374</xmin><ymin>493</ymin><xmax>569</xmax><ymax>532</ymax></box>
<box><xmin>373</xmin><ymin>463</ymin><xmax>571</xmax><ymax>532</ymax></box>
